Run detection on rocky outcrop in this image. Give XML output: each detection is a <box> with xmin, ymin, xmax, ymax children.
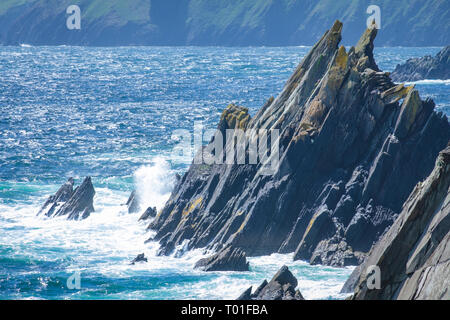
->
<box><xmin>126</xmin><ymin>190</ymin><xmax>140</xmax><ymax>214</ymax></box>
<box><xmin>139</xmin><ymin>206</ymin><xmax>157</xmax><ymax>221</ymax></box>
<box><xmin>38</xmin><ymin>177</ymin><xmax>95</xmax><ymax>220</ymax></box>
<box><xmin>309</xmin><ymin>233</ymin><xmax>366</xmax><ymax>266</ymax></box>
<box><xmin>148</xmin><ymin>21</ymin><xmax>450</xmax><ymax>267</ymax></box>
<box><xmin>38</xmin><ymin>178</ymin><xmax>74</xmax><ymax>217</ymax></box>
<box><xmin>130</xmin><ymin>253</ymin><xmax>148</xmax><ymax>265</ymax></box>
<box><xmin>391</xmin><ymin>46</ymin><xmax>450</xmax><ymax>82</ymax></box>
<box><xmin>194</xmin><ymin>245</ymin><xmax>249</xmax><ymax>272</ymax></box>
<box><xmin>237</xmin><ymin>266</ymin><xmax>304</xmax><ymax>300</ymax></box>
<box><xmin>348</xmin><ymin>146</ymin><xmax>450</xmax><ymax>300</ymax></box>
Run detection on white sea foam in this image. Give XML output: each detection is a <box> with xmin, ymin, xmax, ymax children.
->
<box><xmin>405</xmin><ymin>79</ymin><xmax>450</xmax><ymax>85</ymax></box>
<box><xmin>0</xmin><ymin>174</ymin><xmax>352</xmax><ymax>300</ymax></box>
<box><xmin>248</xmin><ymin>253</ymin><xmax>353</xmax><ymax>300</ymax></box>
<box><xmin>133</xmin><ymin>157</ymin><xmax>175</xmax><ymax>211</ymax></box>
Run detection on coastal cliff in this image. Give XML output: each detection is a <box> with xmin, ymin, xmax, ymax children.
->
<box><xmin>349</xmin><ymin>146</ymin><xmax>450</xmax><ymax>300</ymax></box>
<box><xmin>146</xmin><ymin>21</ymin><xmax>450</xmax><ymax>267</ymax></box>
<box><xmin>1</xmin><ymin>1</ymin><xmax>448</xmax><ymax>46</ymax></box>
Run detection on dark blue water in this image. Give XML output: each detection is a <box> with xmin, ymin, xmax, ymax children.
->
<box><xmin>0</xmin><ymin>46</ymin><xmax>448</xmax><ymax>299</ymax></box>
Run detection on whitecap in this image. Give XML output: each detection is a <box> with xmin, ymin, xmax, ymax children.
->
<box><xmin>405</xmin><ymin>79</ymin><xmax>450</xmax><ymax>85</ymax></box>
<box><xmin>133</xmin><ymin>157</ymin><xmax>175</xmax><ymax>211</ymax></box>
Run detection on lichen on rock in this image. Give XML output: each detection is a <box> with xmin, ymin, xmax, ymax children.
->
<box><xmin>147</xmin><ymin>21</ymin><xmax>450</xmax><ymax>270</ymax></box>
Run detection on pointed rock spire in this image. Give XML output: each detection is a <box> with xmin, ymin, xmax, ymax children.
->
<box><xmin>147</xmin><ymin>21</ymin><xmax>450</xmax><ymax>269</ymax></box>
<box><xmin>354</xmin><ymin>19</ymin><xmax>379</xmax><ymax>71</ymax></box>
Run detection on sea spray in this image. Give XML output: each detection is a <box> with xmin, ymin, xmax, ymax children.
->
<box><xmin>133</xmin><ymin>158</ymin><xmax>175</xmax><ymax>212</ymax></box>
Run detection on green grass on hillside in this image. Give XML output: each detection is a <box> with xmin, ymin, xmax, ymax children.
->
<box><xmin>83</xmin><ymin>0</ymin><xmax>150</xmax><ymax>23</ymax></box>
<box><xmin>0</xmin><ymin>0</ymin><xmax>33</xmax><ymax>14</ymax></box>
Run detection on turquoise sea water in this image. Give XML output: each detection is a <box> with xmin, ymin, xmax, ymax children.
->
<box><xmin>0</xmin><ymin>46</ymin><xmax>448</xmax><ymax>300</ymax></box>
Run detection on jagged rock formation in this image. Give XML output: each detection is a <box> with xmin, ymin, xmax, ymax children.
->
<box><xmin>348</xmin><ymin>146</ymin><xmax>450</xmax><ymax>300</ymax></box>
<box><xmin>148</xmin><ymin>21</ymin><xmax>450</xmax><ymax>267</ymax></box>
<box><xmin>130</xmin><ymin>253</ymin><xmax>148</xmax><ymax>265</ymax></box>
<box><xmin>38</xmin><ymin>177</ymin><xmax>95</xmax><ymax>220</ymax></box>
<box><xmin>391</xmin><ymin>46</ymin><xmax>450</xmax><ymax>82</ymax></box>
<box><xmin>237</xmin><ymin>266</ymin><xmax>304</xmax><ymax>300</ymax></box>
<box><xmin>38</xmin><ymin>178</ymin><xmax>75</xmax><ymax>217</ymax></box>
<box><xmin>194</xmin><ymin>245</ymin><xmax>249</xmax><ymax>272</ymax></box>
<box><xmin>139</xmin><ymin>206</ymin><xmax>157</xmax><ymax>221</ymax></box>
<box><xmin>126</xmin><ymin>190</ymin><xmax>140</xmax><ymax>214</ymax></box>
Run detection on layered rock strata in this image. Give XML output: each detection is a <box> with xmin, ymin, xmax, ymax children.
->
<box><xmin>38</xmin><ymin>177</ymin><xmax>95</xmax><ymax>220</ymax></box>
<box><xmin>348</xmin><ymin>146</ymin><xmax>450</xmax><ymax>300</ymax></box>
<box><xmin>147</xmin><ymin>21</ymin><xmax>450</xmax><ymax>267</ymax></box>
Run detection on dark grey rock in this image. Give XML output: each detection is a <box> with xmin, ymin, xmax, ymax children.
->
<box><xmin>351</xmin><ymin>146</ymin><xmax>450</xmax><ymax>300</ymax></box>
<box><xmin>139</xmin><ymin>206</ymin><xmax>157</xmax><ymax>221</ymax></box>
<box><xmin>37</xmin><ymin>178</ymin><xmax>74</xmax><ymax>217</ymax></box>
<box><xmin>130</xmin><ymin>253</ymin><xmax>148</xmax><ymax>265</ymax></box>
<box><xmin>194</xmin><ymin>245</ymin><xmax>249</xmax><ymax>272</ymax></box>
<box><xmin>126</xmin><ymin>190</ymin><xmax>140</xmax><ymax>213</ymax></box>
<box><xmin>39</xmin><ymin>177</ymin><xmax>95</xmax><ymax>221</ymax></box>
<box><xmin>236</xmin><ymin>287</ymin><xmax>253</xmax><ymax>300</ymax></box>
<box><xmin>340</xmin><ymin>264</ymin><xmax>363</xmax><ymax>293</ymax></box>
<box><xmin>391</xmin><ymin>46</ymin><xmax>450</xmax><ymax>82</ymax></box>
<box><xmin>237</xmin><ymin>266</ymin><xmax>304</xmax><ymax>300</ymax></box>
<box><xmin>61</xmin><ymin>177</ymin><xmax>95</xmax><ymax>221</ymax></box>
<box><xmin>253</xmin><ymin>280</ymin><xmax>268</xmax><ymax>297</ymax></box>
<box><xmin>309</xmin><ymin>232</ymin><xmax>365</xmax><ymax>267</ymax></box>
<box><xmin>148</xmin><ymin>21</ymin><xmax>450</xmax><ymax>267</ymax></box>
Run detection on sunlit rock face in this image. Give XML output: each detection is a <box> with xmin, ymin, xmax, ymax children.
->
<box><xmin>147</xmin><ymin>21</ymin><xmax>450</xmax><ymax>267</ymax></box>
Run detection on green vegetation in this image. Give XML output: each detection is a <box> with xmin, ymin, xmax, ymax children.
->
<box><xmin>0</xmin><ymin>0</ymin><xmax>31</xmax><ymax>14</ymax></box>
<box><xmin>0</xmin><ymin>0</ymin><xmax>448</xmax><ymax>46</ymax></box>
<box><xmin>82</xmin><ymin>0</ymin><xmax>150</xmax><ymax>24</ymax></box>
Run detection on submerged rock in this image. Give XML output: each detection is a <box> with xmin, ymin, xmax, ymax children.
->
<box><xmin>38</xmin><ymin>177</ymin><xmax>95</xmax><ymax>220</ymax></box>
<box><xmin>148</xmin><ymin>21</ymin><xmax>450</xmax><ymax>266</ymax></box>
<box><xmin>139</xmin><ymin>206</ymin><xmax>157</xmax><ymax>221</ymax></box>
<box><xmin>391</xmin><ymin>46</ymin><xmax>450</xmax><ymax>82</ymax></box>
<box><xmin>237</xmin><ymin>266</ymin><xmax>304</xmax><ymax>300</ymax></box>
<box><xmin>348</xmin><ymin>146</ymin><xmax>450</xmax><ymax>300</ymax></box>
<box><xmin>194</xmin><ymin>245</ymin><xmax>249</xmax><ymax>272</ymax></box>
<box><xmin>130</xmin><ymin>253</ymin><xmax>148</xmax><ymax>265</ymax></box>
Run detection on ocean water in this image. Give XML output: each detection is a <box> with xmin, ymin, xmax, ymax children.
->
<box><xmin>0</xmin><ymin>46</ymin><xmax>448</xmax><ymax>300</ymax></box>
